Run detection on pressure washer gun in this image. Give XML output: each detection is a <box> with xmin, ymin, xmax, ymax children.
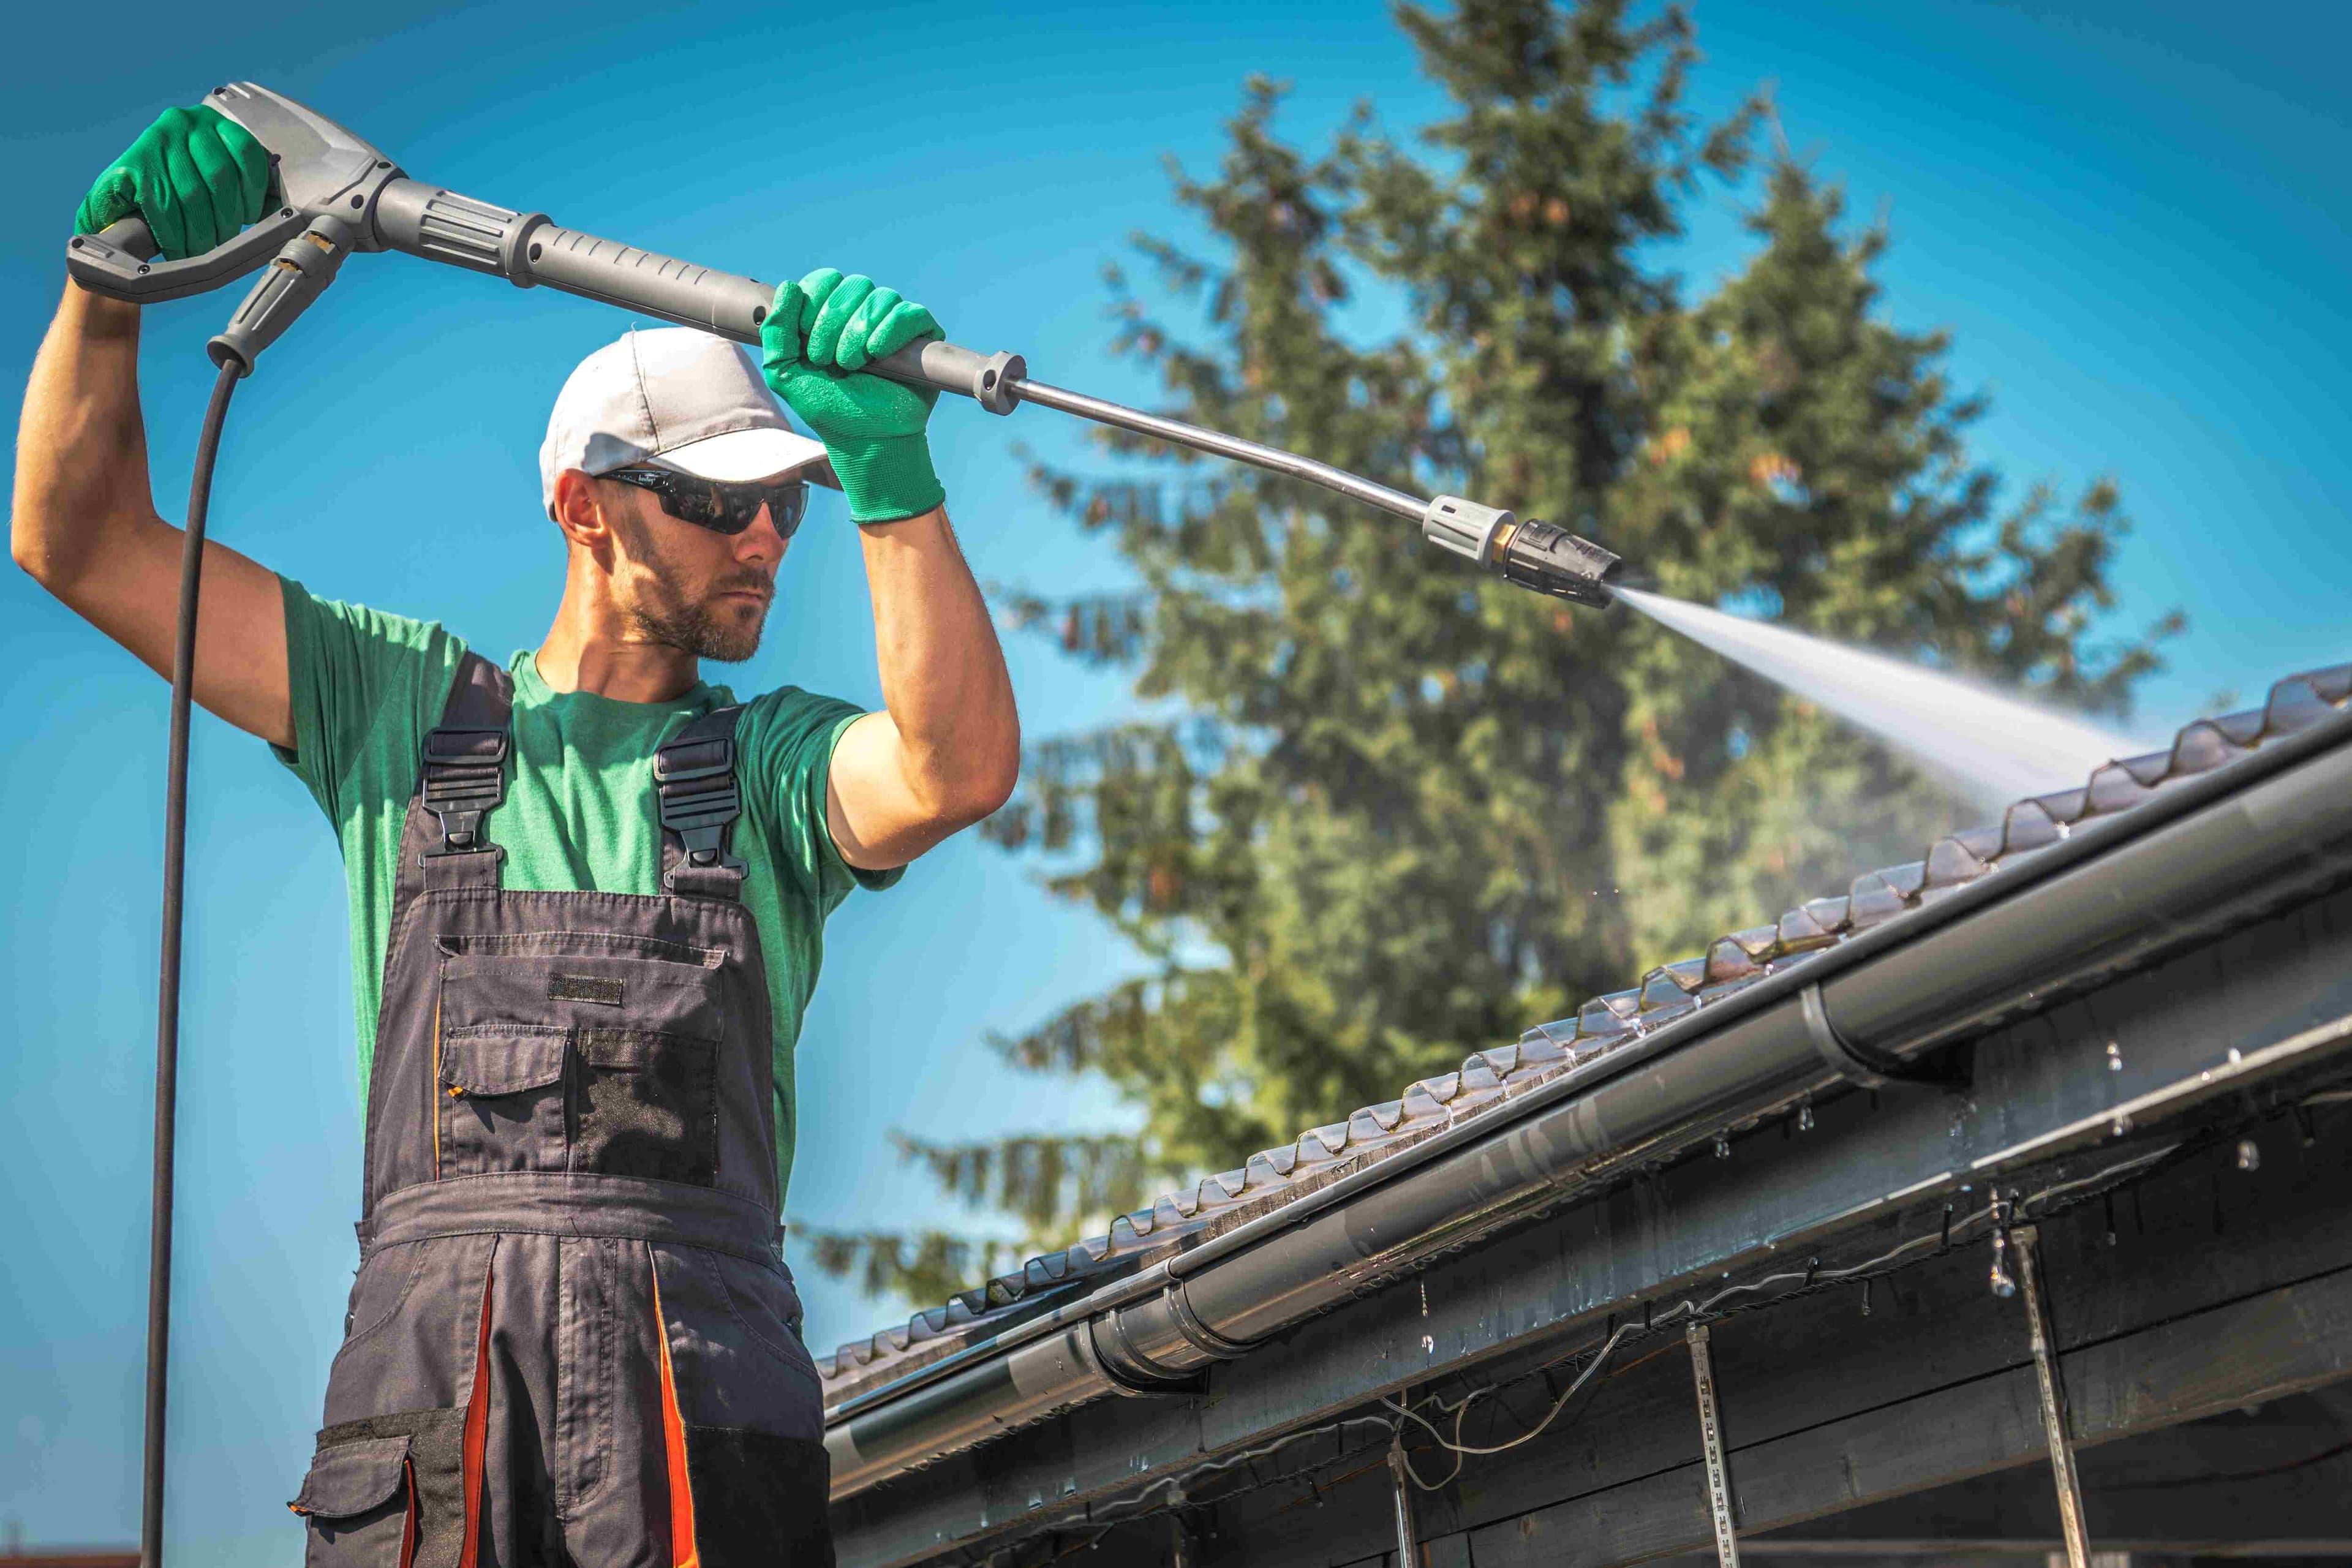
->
<box><xmin>67</xmin><ymin>83</ymin><xmax>1621</xmax><ymax>606</ymax></box>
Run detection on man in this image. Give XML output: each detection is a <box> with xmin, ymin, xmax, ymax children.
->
<box><xmin>13</xmin><ymin>104</ymin><xmax>1019</xmax><ymax>1566</ymax></box>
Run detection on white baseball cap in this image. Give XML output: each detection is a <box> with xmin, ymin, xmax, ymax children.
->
<box><xmin>539</xmin><ymin>326</ymin><xmax>836</xmax><ymax>518</ymax></box>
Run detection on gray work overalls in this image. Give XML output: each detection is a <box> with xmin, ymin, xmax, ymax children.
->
<box><xmin>288</xmin><ymin>654</ymin><xmax>832</xmax><ymax>1567</ymax></box>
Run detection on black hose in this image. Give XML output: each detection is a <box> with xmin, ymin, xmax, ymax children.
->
<box><xmin>141</xmin><ymin>356</ymin><xmax>241</xmax><ymax>1568</ymax></box>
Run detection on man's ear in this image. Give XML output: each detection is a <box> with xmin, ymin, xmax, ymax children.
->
<box><xmin>551</xmin><ymin>469</ymin><xmax>612</xmax><ymax>551</ymax></box>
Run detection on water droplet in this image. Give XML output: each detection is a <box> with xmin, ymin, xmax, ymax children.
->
<box><xmin>2237</xmin><ymin>1139</ymin><xmax>2261</xmax><ymax>1172</ymax></box>
<box><xmin>2227</xmin><ymin>1047</ymin><xmax>2243</xmax><ymax>1066</ymax></box>
<box><xmin>1798</xmin><ymin>1102</ymin><xmax>1815</xmax><ymax>1133</ymax></box>
<box><xmin>2111</xmin><ymin>1114</ymin><xmax>2132</xmax><ymax>1137</ymax></box>
<box><xmin>2105</xmin><ymin>1041</ymin><xmax>2123</xmax><ymax>1072</ymax></box>
<box><xmin>1714</xmin><ymin>1134</ymin><xmax>1732</xmax><ymax>1160</ymax></box>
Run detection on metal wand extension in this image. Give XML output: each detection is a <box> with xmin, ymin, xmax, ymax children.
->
<box><xmin>69</xmin><ymin>83</ymin><xmax>1632</xmax><ymax>610</ymax></box>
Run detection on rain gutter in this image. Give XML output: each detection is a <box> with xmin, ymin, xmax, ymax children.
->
<box><xmin>826</xmin><ymin>705</ymin><xmax>2352</xmax><ymax>1498</ymax></box>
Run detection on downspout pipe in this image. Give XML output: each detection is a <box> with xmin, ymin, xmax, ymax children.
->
<box><xmin>826</xmin><ymin>710</ymin><xmax>2352</xmax><ymax>1497</ymax></box>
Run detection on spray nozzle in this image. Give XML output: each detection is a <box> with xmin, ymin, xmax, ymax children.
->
<box><xmin>1420</xmin><ymin>496</ymin><xmax>1622</xmax><ymax>608</ymax></box>
<box><xmin>1494</xmin><ymin>518</ymin><xmax>1621</xmax><ymax>607</ymax></box>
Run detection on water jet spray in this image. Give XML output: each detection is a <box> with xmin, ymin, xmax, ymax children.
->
<box><xmin>1618</xmin><ymin>587</ymin><xmax>2146</xmax><ymax>802</ymax></box>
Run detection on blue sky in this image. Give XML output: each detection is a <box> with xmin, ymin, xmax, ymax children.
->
<box><xmin>2</xmin><ymin>0</ymin><xmax>2345</xmax><ymax>1558</ymax></box>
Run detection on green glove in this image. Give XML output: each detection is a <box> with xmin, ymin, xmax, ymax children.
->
<box><xmin>761</xmin><ymin>268</ymin><xmax>946</xmax><ymax>524</ymax></box>
<box><xmin>76</xmin><ymin>105</ymin><xmax>271</xmax><ymax>263</ymax></box>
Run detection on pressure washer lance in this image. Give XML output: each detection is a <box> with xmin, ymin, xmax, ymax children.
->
<box><xmin>71</xmin><ymin>83</ymin><xmax>1624</xmax><ymax>608</ymax></box>
<box><xmin>68</xmin><ymin>80</ymin><xmax>1622</xmax><ymax>1563</ymax></box>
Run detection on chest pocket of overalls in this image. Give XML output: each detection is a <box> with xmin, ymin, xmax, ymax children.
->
<box><xmin>435</xmin><ymin>932</ymin><xmax>728</xmax><ymax>1186</ymax></box>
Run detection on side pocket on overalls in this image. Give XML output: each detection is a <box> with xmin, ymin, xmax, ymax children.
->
<box><xmin>297</xmin><ymin>1408</ymin><xmax>472</xmax><ymax>1567</ymax></box>
<box><xmin>311</xmin><ymin>1241</ymin><xmax>489</xmax><ymax>1567</ymax></box>
<box><xmin>289</xmin><ymin>1436</ymin><xmax>415</xmax><ymax>1568</ymax></box>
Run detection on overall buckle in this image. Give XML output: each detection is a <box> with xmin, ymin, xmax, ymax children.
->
<box><xmin>654</xmin><ymin>734</ymin><xmax>746</xmax><ymax>889</ymax></box>
<box><xmin>420</xmin><ymin>726</ymin><xmax>509</xmax><ymax>862</ymax></box>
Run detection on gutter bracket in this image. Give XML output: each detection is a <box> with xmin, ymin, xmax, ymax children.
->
<box><xmin>1082</xmin><ymin>1312</ymin><xmax>1208</xmax><ymax>1399</ymax></box>
<box><xmin>1801</xmin><ymin>982</ymin><xmax>1967</xmax><ymax>1090</ymax></box>
<box><xmin>1164</xmin><ymin>1281</ymin><xmax>1259</xmax><ymax>1362</ymax></box>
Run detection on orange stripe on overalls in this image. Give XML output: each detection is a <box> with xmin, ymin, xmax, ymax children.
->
<box><xmin>456</xmin><ymin>1259</ymin><xmax>494</xmax><ymax>1568</ymax></box>
<box><xmin>650</xmin><ymin>1257</ymin><xmax>700</xmax><ymax>1568</ymax></box>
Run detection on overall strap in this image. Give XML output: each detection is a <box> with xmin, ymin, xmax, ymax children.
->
<box><xmin>654</xmin><ymin>704</ymin><xmax>748</xmax><ymax>900</ymax></box>
<box><xmin>416</xmin><ymin>652</ymin><xmax>514</xmax><ymax>892</ymax></box>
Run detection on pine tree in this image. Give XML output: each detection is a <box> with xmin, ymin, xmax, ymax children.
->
<box><xmin>1603</xmin><ymin>153</ymin><xmax>2174</xmax><ymax>954</ymax></box>
<box><xmin>806</xmin><ymin>0</ymin><xmax>2174</xmax><ymax>1310</ymax></box>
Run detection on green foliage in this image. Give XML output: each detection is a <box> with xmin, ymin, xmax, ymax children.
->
<box><xmin>799</xmin><ymin>1230</ymin><xmax>1027</xmax><ymax>1312</ymax></box>
<box><xmin>886</xmin><ymin>1129</ymin><xmax>1153</xmax><ymax>1235</ymax></box>
<box><xmin>810</xmin><ymin>0</ymin><xmax>2174</xmax><ymax>1310</ymax></box>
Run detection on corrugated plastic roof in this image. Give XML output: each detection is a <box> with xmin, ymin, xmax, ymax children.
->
<box><xmin>813</xmin><ymin>663</ymin><xmax>2352</xmax><ymax>1408</ymax></box>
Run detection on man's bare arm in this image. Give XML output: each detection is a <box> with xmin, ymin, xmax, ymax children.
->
<box><xmin>12</xmin><ymin>282</ymin><xmax>294</xmax><ymax>750</ymax></box>
<box><xmin>826</xmin><ymin>507</ymin><xmax>1020</xmax><ymax>869</ymax></box>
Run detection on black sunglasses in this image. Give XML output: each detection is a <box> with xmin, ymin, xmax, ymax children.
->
<box><xmin>598</xmin><ymin>466</ymin><xmax>811</xmax><ymax>538</ymax></box>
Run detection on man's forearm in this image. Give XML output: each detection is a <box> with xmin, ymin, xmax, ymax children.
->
<box><xmin>11</xmin><ymin>284</ymin><xmax>159</xmax><ymax>589</ymax></box>
<box><xmin>761</xmin><ymin>268</ymin><xmax>1020</xmax><ymax>864</ymax></box>
<box><xmin>859</xmin><ymin>507</ymin><xmax>1020</xmax><ymax>815</ymax></box>
<box><xmin>835</xmin><ymin>505</ymin><xmax>1019</xmax><ymax>861</ymax></box>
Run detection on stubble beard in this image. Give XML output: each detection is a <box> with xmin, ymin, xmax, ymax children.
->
<box><xmin>615</xmin><ymin>512</ymin><xmax>772</xmax><ymax>664</ymax></box>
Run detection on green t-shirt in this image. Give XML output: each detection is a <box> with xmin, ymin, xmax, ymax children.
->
<box><xmin>270</xmin><ymin>575</ymin><xmax>898</xmax><ymax>1207</ymax></box>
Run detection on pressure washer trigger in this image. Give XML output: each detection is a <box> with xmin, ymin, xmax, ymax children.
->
<box><xmin>64</xmin><ymin>82</ymin><xmax>402</xmax><ymax>307</ymax></box>
<box><xmin>68</xmin><ymin>206</ymin><xmax>313</xmax><ymax>306</ymax></box>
